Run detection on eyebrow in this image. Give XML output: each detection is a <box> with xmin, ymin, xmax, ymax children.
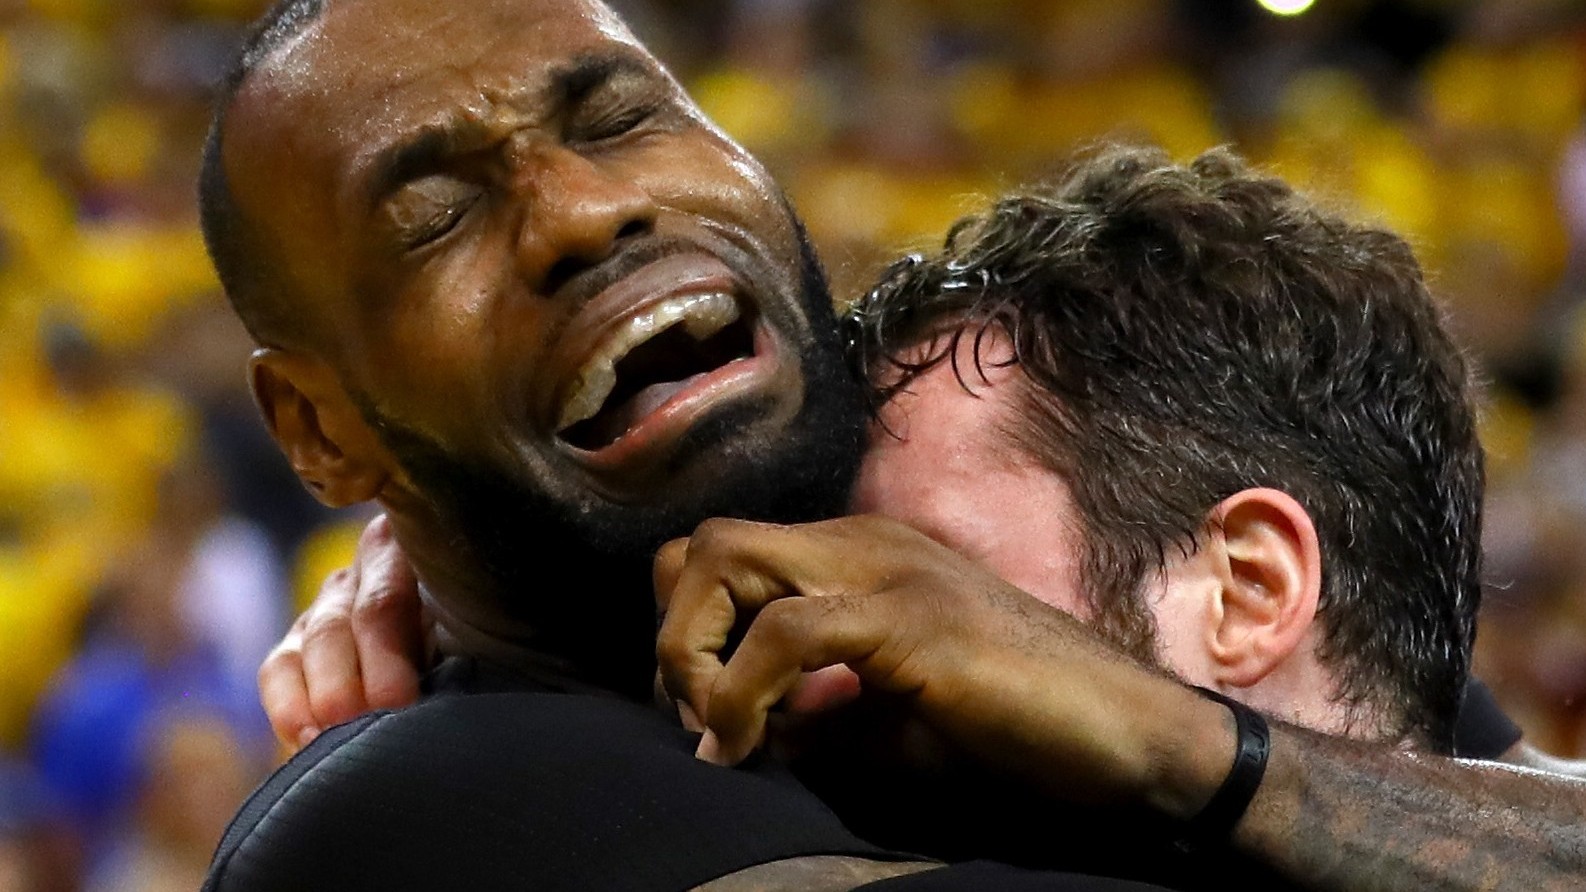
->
<box><xmin>361</xmin><ymin>51</ymin><xmax>661</xmax><ymax>208</ymax></box>
<box><xmin>363</xmin><ymin>120</ymin><xmax>492</xmax><ymax>209</ymax></box>
<box><xmin>551</xmin><ymin>51</ymin><xmax>656</xmax><ymax>109</ymax></box>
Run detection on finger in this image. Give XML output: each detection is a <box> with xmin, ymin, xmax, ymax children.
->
<box><xmin>258</xmin><ymin>645</ymin><xmax>318</xmax><ymax>751</ymax></box>
<box><xmin>783</xmin><ymin>665</ymin><xmax>864</xmax><ymax>716</ymax></box>
<box><xmin>655</xmin><ymin>522</ymin><xmax>783</xmax><ymax>722</ymax></box>
<box><xmin>653</xmin><ymin>665</ymin><xmax>706</xmax><ymax>733</ymax></box>
<box><xmin>654</xmin><ymin>570</ymin><xmax>736</xmax><ymax>727</ymax></box>
<box><xmin>652</xmin><ymin>537</ymin><xmax>689</xmax><ymax>612</ymax></box>
<box><xmin>299</xmin><ymin>573</ymin><xmax>369</xmax><ymax>729</ymax></box>
<box><xmin>702</xmin><ymin>595</ymin><xmax>893</xmax><ymax>765</ymax></box>
<box><xmin>350</xmin><ymin>518</ymin><xmax>425</xmax><ymax>709</ymax></box>
<box><xmin>656</xmin><ymin>518</ymin><xmax>842</xmax><ymax>735</ymax></box>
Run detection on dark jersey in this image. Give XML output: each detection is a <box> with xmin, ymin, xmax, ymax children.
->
<box><xmin>203</xmin><ymin>691</ymin><xmax>903</xmax><ymax>891</ymax></box>
<box><xmin>1452</xmin><ymin>679</ymin><xmax>1524</xmax><ymax>759</ymax></box>
<box><xmin>203</xmin><ymin>659</ymin><xmax>1181</xmax><ymax>891</ymax></box>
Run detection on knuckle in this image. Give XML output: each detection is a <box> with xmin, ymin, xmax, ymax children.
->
<box><xmin>705</xmin><ymin>687</ymin><xmax>753</xmax><ymax>739</ymax></box>
<box><xmin>321</xmin><ymin>567</ymin><xmax>356</xmax><ymax>595</ymax></box>
<box><xmin>690</xmin><ymin>516</ymin><xmax>765</xmax><ymax>549</ymax></box>
<box><xmin>301</xmin><ymin>610</ymin><xmax>352</xmax><ymax>647</ymax></box>
<box><xmin>692</xmin><ymin>677</ymin><xmax>727</xmax><ymax>717</ymax></box>
<box><xmin>258</xmin><ymin>647</ymin><xmax>300</xmax><ymax>681</ymax></box>
<box><xmin>654</xmin><ymin>628</ymin><xmax>686</xmax><ymax>666</ymax></box>
<box><xmin>752</xmin><ymin>599</ymin><xmax>805</xmax><ymax>648</ymax></box>
<box><xmin>689</xmin><ymin>517</ymin><xmax>734</xmax><ymax>549</ymax></box>
<box><xmin>350</xmin><ymin>585</ymin><xmax>409</xmax><ymax>624</ymax></box>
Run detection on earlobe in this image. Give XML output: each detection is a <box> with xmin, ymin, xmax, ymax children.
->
<box><xmin>249</xmin><ymin>348</ymin><xmax>391</xmax><ymax>507</ymax></box>
<box><xmin>1203</xmin><ymin>488</ymin><xmax>1322</xmax><ymax>689</ymax></box>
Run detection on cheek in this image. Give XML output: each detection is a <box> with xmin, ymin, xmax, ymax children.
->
<box><xmin>638</xmin><ymin>133</ymin><xmax>789</xmax><ymax>236</ymax></box>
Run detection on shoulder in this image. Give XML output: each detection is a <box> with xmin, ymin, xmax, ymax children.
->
<box><xmin>204</xmin><ymin>692</ymin><xmax>891</xmax><ymax>892</ymax></box>
<box><xmin>855</xmin><ymin>861</ymin><xmax>1186</xmax><ymax>891</ymax></box>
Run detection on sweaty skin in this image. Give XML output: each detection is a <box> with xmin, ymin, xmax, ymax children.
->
<box><xmin>265</xmin><ymin>354</ymin><xmax>1586</xmax><ymax>892</ymax></box>
<box><xmin>216</xmin><ymin>1</ymin><xmax>904</xmax><ymax>887</ymax></box>
<box><xmin>266</xmin><ymin>350</ymin><xmax>1586</xmax><ymax>882</ymax></box>
<box><xmin>229</xmin><ymin>1</ymin><xmax>1586</xmax><ymax>888</ymax></box>
<box><xmin>228</xmin><ymin>0</ymin><xmax>865</xmax><ymax>698</ymax></box>
<box><xmin>270</xmin><ymin>512</ymin><xmax>1586</xmax><ymax>892</ymax></box>
<box><xmin>654</xmin><ymin>512</ymin><xmax>1586</xmax><ymax>892</ymax></box>
<box><xmin>654</xmin><ymin>349</ymin><xmax>1586</xmax><ymax>892</ymax></box>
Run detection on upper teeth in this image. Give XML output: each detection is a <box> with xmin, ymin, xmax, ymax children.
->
<box><xmin>556</xmin><ymin>292</ymin><xmax>742</xmax><ymax>433</ymax></box>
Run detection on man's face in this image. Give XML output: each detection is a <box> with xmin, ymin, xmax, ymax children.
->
<box><xmin>223</xmin><ymin>0</ymin><xmax>865</xmax><ymax>587</ymax></box>
<box><xmin>850</xmin><ymin>338</ymin><xmax>1096</xmax><ymax>621</ymax></box>
<box><xmin>850</xmin><ymin>333</ymin><xmax>1177</xmax><ymax>669</ymax></box>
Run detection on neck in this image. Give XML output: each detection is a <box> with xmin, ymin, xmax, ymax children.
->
<box><xmin>386</xmin><ymin>510</ymin><xmax>659</xmax><ymax>701</ymax></box>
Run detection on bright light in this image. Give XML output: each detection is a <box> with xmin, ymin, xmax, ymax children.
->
<box><xmin>1257</xmin><ymin>0</ymin><xmax>1316</xmax><ymax>16</ymax></box>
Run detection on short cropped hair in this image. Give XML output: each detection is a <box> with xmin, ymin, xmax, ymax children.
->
<box><xmin>849</xmin><ymin>145</ymin><xmax>1482</xmax><ymax>749</ymax></box>
<box><xmin>198</xmin><ymin>0</ymin><xmax>326</xmax><ymax>347</ymax></box>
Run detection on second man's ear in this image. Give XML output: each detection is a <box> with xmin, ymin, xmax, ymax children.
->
<box><xmin>1200</xmin><ymin>487</ymin><xmax>1323</xmax><ymax>690</ymax></box>
<box><xmin>249</xmin><ymin>347</ymin><xmax>392</xmax><ymax>507</ymax></box>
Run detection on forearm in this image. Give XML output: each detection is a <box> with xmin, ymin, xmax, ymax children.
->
<box><xmin>1232</xmin><ymin>723</ymin><xmax>1586</xmax><ymax>892</ymax></box>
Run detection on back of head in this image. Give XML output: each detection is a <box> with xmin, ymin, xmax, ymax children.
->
<box><xmin>851</xmin><ymin>145</ymin><xmax>1483</xmax><ymax>749</ymax></box>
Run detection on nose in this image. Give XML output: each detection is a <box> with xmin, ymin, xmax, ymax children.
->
<box><xmin>511</xmin><ymin>145</ymin><xmax>658</xmax><ymax>295</ymax></box>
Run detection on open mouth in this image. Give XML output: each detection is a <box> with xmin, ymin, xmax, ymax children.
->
<box><xmin>556</xmin><ymin>292</ymin><xmax>757</xmax><ymax>452</ymax></box>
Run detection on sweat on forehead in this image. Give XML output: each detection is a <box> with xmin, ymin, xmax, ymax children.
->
<box><xmin>248</xmin><ymin>0</ymin><xmax>641</xmax><ymax>90</ymax></box>
<box><xmin>203</xmin><ymin>0</ymin><xmax>658</xmax><ymax>350</ymax></box>
<box><xmin>228</xmin><ymin>0</ymin><xmax>650</xmax><ymax>171</ymax></box>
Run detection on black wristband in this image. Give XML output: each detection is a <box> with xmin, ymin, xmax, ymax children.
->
<box><xmin>1177</xmin><ymin>685</ymin><xmax>1270</xmax><ymax>851</ymax></box>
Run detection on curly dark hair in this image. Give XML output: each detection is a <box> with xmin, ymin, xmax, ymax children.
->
<box><xmin>847</xmin><ymin>145</ymin><xmax>1482</xmax><ymax>750</ymax></box>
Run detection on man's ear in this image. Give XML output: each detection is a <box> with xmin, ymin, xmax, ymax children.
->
<box><xmin>1201</xmin><ymin>488</ymin><xmax>1322</xmax><ymax>690</ymax></box>
<box><xmin>249</xmin><ymin>348</ymin><xmax>391</xmax><ymax>507</ymax></box>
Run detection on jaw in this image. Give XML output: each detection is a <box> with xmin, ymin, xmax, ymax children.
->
<box><xmin>355</xmin><ymin>216</ymin><xmax>863</xmax><ymax>690</ymax></box>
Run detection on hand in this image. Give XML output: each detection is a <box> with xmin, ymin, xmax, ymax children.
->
<box><xmin>654</xmin><ymin>515</ymin><xmax>1231</xmax><ymax>817</ymax></box>
<box><xmin>259</xmin><ymin>514</ymin><xmax>431</xmax><ymax>751</ymax></box>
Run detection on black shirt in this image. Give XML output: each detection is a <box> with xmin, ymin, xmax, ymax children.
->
<box><xmin>1452</xmin><ymin>679</ymin><xmax>1523</xmax><ymax>759</ymax></box>
<box><xmin>203</xmin><ymin>659</ymin><xmax>1181</xmax><ymax>891</ymax></box>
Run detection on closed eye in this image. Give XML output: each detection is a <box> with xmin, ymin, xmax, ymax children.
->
<box><xmin>588</xmin><ymin>104</ymin><xmax>656</xmax><ymax>140</ymax></box>
<box><xmin>562</xmin><ymin>59</ymin><xmax>672</xmax><ymax>145</ymax></box>
<box><xmin>383</xmin><ymin>175</ymin><xmax>483</xmax><ymax>249</ymax></box>
<box><xmin>571</xmin><ymin>98</ymin><xmax>662</xmax><ymax>144</ymax></box>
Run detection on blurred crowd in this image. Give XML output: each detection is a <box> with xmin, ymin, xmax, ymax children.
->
<box><xmin>0</xmin><ymin>0</ymin><xmax>1584</xmax><ymax>888</ymax></box>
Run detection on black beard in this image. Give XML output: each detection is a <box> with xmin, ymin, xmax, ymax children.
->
<box><xmin>360</xmin><ymin>224</ymin><xmax>867</xmax><ymax>696</ymax></box>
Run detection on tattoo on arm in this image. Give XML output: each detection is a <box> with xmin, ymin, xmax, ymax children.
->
<box><xmin>1235</xmin><ymin>723</ymin><xmax>1586</xmax><ymax>892</ymax></box>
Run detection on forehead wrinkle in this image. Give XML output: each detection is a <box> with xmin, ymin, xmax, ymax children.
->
<box><xmin>346</xmin><ymin>45</ymin><xmax>674</xmax><ymax>213</ymax></box>
<box><xmin>343</xmin><ymin>85</ymin><xmax>518</xmax><ymax>213</ymax></box>
<box><xmin>222</xmin><ymin>0</ymin><xmax>679</xmax><ymax>344</ymax></box>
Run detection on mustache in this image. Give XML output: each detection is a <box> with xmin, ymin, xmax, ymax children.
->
<box><xmin>547</xmin><ymin>236</ymin><xmax>723</xmax><ymax>310</ymax></box>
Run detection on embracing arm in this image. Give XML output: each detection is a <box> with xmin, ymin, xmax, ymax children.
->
<box><xmin>1233</xmin><ymin>725</ymin><xmax>1586</xmax><ymax>892</ymax></box>
<box><xmin>654</xmin><ymin>515</ymin><xmax>1586</xmax><ymax>892</ymax></box>
<box><xmin>261</xmin><ymin>514</ymin><xmax>1586</xmax><ymax>891</ymax></box>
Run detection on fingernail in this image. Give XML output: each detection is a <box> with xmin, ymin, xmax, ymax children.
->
<box><xmin>296</xmin><ymin>727</ymin><xmax>321</xmax><ymax>750</ymax></box>
<box><xmin>677</xmin><ymin>702</ymin><xmax>704</xmax><ymax>733</ymax></box>
<box><xmin>696</xmin><ymin>729</ymin><xmax>724</xmax><ymax>765</ymax></box>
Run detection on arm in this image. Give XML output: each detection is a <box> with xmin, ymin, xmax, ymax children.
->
<box><xmin>655</xmin><ymin>515</ymin><xmax>1586</xmax><ymax>892</ymax></box>
<box><xmin>1236</xmin><ymin>725</ymin><xmax>1586</xmax><ymax>892</ymax></box>
<box><xmin>265</xmin><ymin>515</ymin><xmax>1586</xmax><ymax>889</ymax></box>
